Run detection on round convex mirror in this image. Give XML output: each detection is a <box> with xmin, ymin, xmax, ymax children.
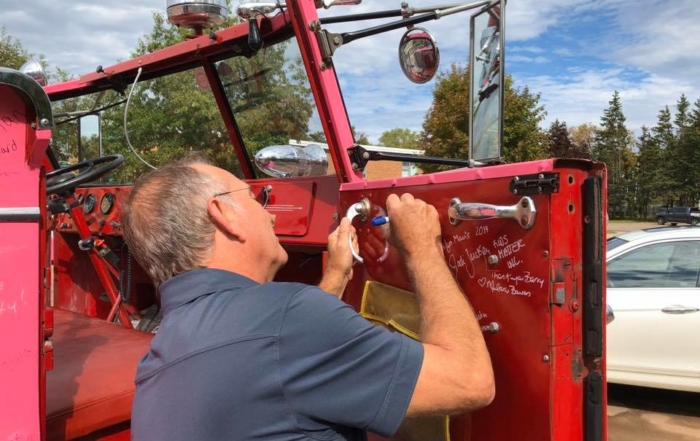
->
<box><xmin>398</xmin><ymin>28</ymin><xmax>440</xmax><ymax>84</ymax></box>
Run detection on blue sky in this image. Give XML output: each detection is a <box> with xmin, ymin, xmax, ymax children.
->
<box><xmin>3</xmin><ymin>0</ymin><xmax>699</xmax><ymax>143</ymax></box>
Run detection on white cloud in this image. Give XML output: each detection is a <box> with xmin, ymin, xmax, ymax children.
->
<box><xmin>509</xmin><ymin>55</ymin><xmax>550</xmax><ymax>63</ymax></box>
<box><xmin>510</xmin><ymin>45</ymin><xmax>545</xmax><ymax>54</ymax></box>
<box><xmin>519</xmin><ymin>67</ymin><xmax>699</xmax><ymax>134</ymax></box>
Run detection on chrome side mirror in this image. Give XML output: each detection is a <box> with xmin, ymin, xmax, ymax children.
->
<box><xmin>19</xmin><ymin>59</ymin><xmax>47</xmax><ymax>87</ymax></box>
<box><xmin>254</xmin><ymin>144</ymin><xmax>328</xmax><ymax>178</ymax></box>
<box><xmin>236</xmin><ymin>2</ymin><xmax>281</xmax><ymax>19</ymax></box>
<box><xmin>398</xmin><ymin>28</ymin><xmax>440</xmax><ymax>84</ymax></box>
<box><xmin>606</xmin><ymin>304</ymin><xmax>615</xmax><ymax>325</ymax></box>
<box><xmin>469</xmin><ymin>0</ymin><xmax>505</xmax><ymax>163</ymax></box>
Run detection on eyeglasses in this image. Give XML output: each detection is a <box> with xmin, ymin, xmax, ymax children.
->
<box><xmin>214</xmin><ymin>184</ymin><xmax>271</xmax><ymax>208</ymax></box>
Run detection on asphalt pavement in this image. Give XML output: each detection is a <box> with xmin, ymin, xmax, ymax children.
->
<box><xmin>608</xmin><ymin>385</ymin><xmax>700</xmax><ymax>441</ymax></box>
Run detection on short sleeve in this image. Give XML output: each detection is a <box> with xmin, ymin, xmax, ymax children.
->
<box><xmin>278</xmin><ymin>287</ymin><xmax>424</xmax><ymax>437</ymax></box>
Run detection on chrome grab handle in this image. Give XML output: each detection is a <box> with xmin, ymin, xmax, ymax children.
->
<box><xmin>661</xmin><ymin>305</ymin><xmax>699</xmax><ymax>314</ymax></box>
<box><xmin>448</xmin><ymin>196</ymin><xmax>536</xmax><ymax>229</ymax></box>
<box><xmin>346</xmin><ymin>198</ymin><xmax>371</xmax><ymax>264</ymax></box>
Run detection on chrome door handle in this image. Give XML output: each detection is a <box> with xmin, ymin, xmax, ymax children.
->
<box><xmin>346</xmin><ymin>198</ymin><xmax>371</xmax><ymax>264</ymax></box>
<box><xmin>448</xmin><ymin>196</ymin><xmax>536</xmax><ymax>229</ymax></box>
<box><xmin>662</xmin><ymin>305</ymin><xmax>700</xmax><ymax>314</ymax></box>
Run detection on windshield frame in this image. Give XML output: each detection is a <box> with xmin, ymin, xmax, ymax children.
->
<box><xmin>44</xmin><ymin>13</ymin><xmax>296</xmax><ymax>179</ymax></box>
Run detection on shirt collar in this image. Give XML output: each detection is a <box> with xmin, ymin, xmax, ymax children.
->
<box><xmin>158</xmin><ymin>268</ymin><xmax>259</xmax><ymax>315</ymax></box>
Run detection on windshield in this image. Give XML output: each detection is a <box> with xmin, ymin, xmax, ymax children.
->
<box><xmin>217</xmin><ymin>39</ymin><xmax>331</xmax><ymax>177</ymax></box>
<box><xmin>607</xmin><ymin>237</ymin><xmax>629</xmax><ymax>252</ymax></box>
<box><xmin>320</xmin><ymin>9</ymin><xmax>469</xmax><ymax>160</ymax></box>
<box><xmin>50</xmin><ymin>65</ymin><xmax>244</xmax><ymax>183</ymax></box>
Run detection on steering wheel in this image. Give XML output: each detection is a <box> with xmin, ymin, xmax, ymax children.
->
<box><xmin>46</xmin><ymin>154</ymin><xmax>125</xmax><ymax>194</ymax></box>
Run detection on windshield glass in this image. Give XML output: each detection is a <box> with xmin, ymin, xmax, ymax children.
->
<box><xmin>217</xmin><ymin>39</ymin><xmax>331</xmax><ymax>177</ymax></box>
<box><xmin>607</xmin><ymin>237</ymin><xmax>629</xmax><ymax>252</ymax></box>
<box><xmin>50</xmin><ymin>65</ymin><xmax>245</xmax><ymax>184</ymax></box>
<box><xmin>319</xmin><ymin>9</ymin><xmax>468</xmax><ymax>162</ymax></box>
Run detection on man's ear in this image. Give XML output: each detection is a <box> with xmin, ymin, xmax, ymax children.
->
<box><xmin>207</xmin><ymin>197</ymin><xmax>246</xmax><ymax>242</ymax></box>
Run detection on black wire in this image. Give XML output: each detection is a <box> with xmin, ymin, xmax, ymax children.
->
<box><xmin>55</xmin><ymin>98</ymin><xmax>127</xmax><ymax>127</ymax></box>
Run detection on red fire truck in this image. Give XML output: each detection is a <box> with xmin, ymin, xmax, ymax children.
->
<box><xmin>0</xmin><ymin>0</ymin><xmax>610</xmax><ymax>440</ymax></box>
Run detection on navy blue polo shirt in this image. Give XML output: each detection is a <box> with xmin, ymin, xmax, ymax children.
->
<box><xmin>131</xmin><ymin>268</ymin><xmax>423</xmax><ymax>441</ymax></box>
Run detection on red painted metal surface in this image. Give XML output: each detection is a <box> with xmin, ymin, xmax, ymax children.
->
<box><xmin>0</xmin><ymin>84</ymin><xmax>50</xmax><ymax>440</ymax></box>
<box><xmin>340</xmin><ymin>160</ymin><xmax>606</xmax><ymax>441</ymax></box>
<box><xmin>288</xmin><ymin>0</ymin><xmax>365</xmax><ymax>183</ymax></box>
<box><xmin>57</xmin><ymin>176</ymin><xmax>339</xmax><ymax>243</ymax></box>
<box><xmin>0</xmin><ymin>2</ymin><xmax>609</xmax><ymax>439</ymax></box>
<box><xmin>44</xmin><ymin>13</ymin><xmax>294</xmax><ymax>102</ymax></box>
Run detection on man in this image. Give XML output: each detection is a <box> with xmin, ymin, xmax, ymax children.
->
<box><xmin>123</xmin><ymin>155</ymin><xmax>494</xmax><ymax>440</ymax></box>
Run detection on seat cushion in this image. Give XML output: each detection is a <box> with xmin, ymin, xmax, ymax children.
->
<box><xmin>46</xmin><ymin>310</ymin><xmax>153</xmax><ymax>441</ymax></box>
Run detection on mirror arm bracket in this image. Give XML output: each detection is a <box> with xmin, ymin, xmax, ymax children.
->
<box><xmin>347</xmin><ymin>145</ymin><xmax>369</xmax><ymax>171</ymax></box>
<box><xmin>312</xmin><ymin>9</ymin><xmax>440</xmax><ymax>62</ymax></box>
<box><xmin>348</xmin><ymin>145</ymin><xmax>476</xmax><ymax>169</ymax></box>
<box><xmin>310</xmin><ymin>23</ymin><xmax>344</xmax><ymax>67</ymax></box>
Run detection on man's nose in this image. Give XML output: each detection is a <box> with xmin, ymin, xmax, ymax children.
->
<box><xmin>271</xmin><ymin>214</ymin><xmax>276</xmax><ymax>226</ymax></box>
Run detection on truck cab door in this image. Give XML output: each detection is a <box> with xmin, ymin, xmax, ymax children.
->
<box><xmin>0</xmin><ymin>68</ymin><xmax>52</xmax><ymax>440</ymax></box>
<box><xmin>338</xmin><ymin>160</ymin><xmax>608</xmax><ymax>441</ymax></box>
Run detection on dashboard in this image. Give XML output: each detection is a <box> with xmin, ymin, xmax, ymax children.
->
<box><xmin>55</xmin><ymin>175</ymin><xmax>340</xmax><ymax>247</ymax></box>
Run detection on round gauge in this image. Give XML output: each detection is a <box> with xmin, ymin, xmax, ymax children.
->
<box><xmin>83</xmin><ymin>193</ymin><xmax>97</xmax><ymax>214</ymax></box>
<box><xmin>100</xmin><ymin>193</ymin><xmax>115</xmax><ymax>214</ymax></box>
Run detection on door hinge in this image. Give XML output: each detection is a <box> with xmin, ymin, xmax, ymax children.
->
<box><xmin>510</xmin><ymin>173</ymin><xmax>560</xmax><ymax>195</ymax></box>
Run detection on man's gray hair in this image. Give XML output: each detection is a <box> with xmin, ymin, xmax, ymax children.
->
<box><xmin>122</xmin><ymin>154</ymin><xmax>230</xmax><ymax>287</ymax></box>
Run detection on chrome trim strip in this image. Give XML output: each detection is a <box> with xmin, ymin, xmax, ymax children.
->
<box><xmin>0</xmin><ymin>207</ymin><xmax>41</xmax><ymax>222</ymax></box>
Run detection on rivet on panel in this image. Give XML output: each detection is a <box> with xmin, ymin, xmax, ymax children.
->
<box><xmin>488</xmin><ymin>255</ymin><xmax>499</xmax><ymax>265</ymax></box>
<box><xmin>543</xmin><ymin>355</ymin><xmax>550</xmax><ymax>362</ymax></box>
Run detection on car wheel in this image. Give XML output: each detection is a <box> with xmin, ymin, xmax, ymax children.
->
<box><xmin>657</xmin><ymin>216</ymin><xmax>665</xmax><ymax>225</ymax></box>
<box><xmin>692</xmin><ymin>218</ymin><xmax>699</xmax><ymax>226</ymax></box>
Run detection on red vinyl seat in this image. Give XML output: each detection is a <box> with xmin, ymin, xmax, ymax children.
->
<box><xmin>46</xmin><ymin>310</ymin><xmax>153</xmax><ymax>440</ymax></box>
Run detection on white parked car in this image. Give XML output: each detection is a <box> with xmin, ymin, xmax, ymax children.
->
<box><xmin>606</xmin><ymin>226</ymin><xmax>700</xmax><ymax>392</ymax></box>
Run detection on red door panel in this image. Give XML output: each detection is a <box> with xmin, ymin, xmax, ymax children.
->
<box><xmin>340</xmin><ymin>159</ymin><xmax>607</xmax><ymax>441</ymax></box>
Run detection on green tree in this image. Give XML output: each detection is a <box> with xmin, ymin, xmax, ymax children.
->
<box><xmin>419</xmin><ymin>64</ymin><xmax>547</xmax><ymax>172</ymax></box>
<box><xmin>419</xmin><ymin>64</ymin><xmax>471</xmax><ymax>172</ymax></box>
<box><xmin>71</xmin><ymin>11</ymin><xmax>314</xmax><ymax>182</ymax></box>
<box><xmin>652</xmin><ymin>106</ymin><xmax>679</xmax><ymax>205</ymax></box>
<box><xmin>502</xmin><ymin>78</ymin><xmax>548</xmax><ymax>162</ymax></box>
<box><xmin>547</xmin><ymin>120</ymin><xmax>571</xmax><ymax>157</ymax></box>
<box><xmin>635</xmin><ymin>126</ymin><xmax>665</xmax><ymax>217</ymax></box>
<box><xmin>592</xmin><ymin>91</ymin><xmax>635</xmax><ymax>218</ymax></box>
<box><xmin>675</xmin><ymin>98</ymin><xmax>700</xmax><ymax>206</ymax></box>
<box><xmin>308</xmin><ymin>126</ymin><xmax>367</xmax><ymax>145</ymax></box>
<box><xmin>378</xmin><ymin>128</ymin><xmax>420</xmax><ymax>149</ymax></box>
<box><xmin>547</xmin><ymin>119</ymin><xmax>591</xmax><ymax>159</ymax></box>
<box><xmin>570</xmin><ymin>123</ymin><xmax>597</xmax><ymax>158</ymax></box>
<box><xmin>0</xmin><ymin>26</ymin><xmax>32</xmax><ymax>69</ymax></box>
<box><xmin>355</xmin><ymin>132</ymin><xmax>370</xmax><ymax>145</ymax></box>
<box><xmin>674</xmin><ymin>94</ymin><xmax>691</xmax><ymax>132</ymax></box>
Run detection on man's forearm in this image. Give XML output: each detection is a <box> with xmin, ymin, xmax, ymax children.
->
<box><xmin>318</xmin><ymin>270</ymin><xmax>349</xmax><ymax>298</ymax></box>
<box><xmin>406</xmin><ymin>250</ymin><xmax>490</xmax><ymax>371</ymax></box>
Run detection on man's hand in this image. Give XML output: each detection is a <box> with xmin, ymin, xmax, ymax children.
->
<box><xmin>319</xmin><ymin>217</ymin><xmax>358</xmax><ymax>298</ymax></box>
<box><xmin>384</xmin><ymin>193</ymin><xmax>443</xmax><ymax>260</ymax></box>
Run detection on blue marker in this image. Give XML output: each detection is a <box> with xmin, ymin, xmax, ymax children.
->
<box><xmin>371</xmin><ymin>215</ymin><xmax>390</xmax><ymax>226</ymax></box>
